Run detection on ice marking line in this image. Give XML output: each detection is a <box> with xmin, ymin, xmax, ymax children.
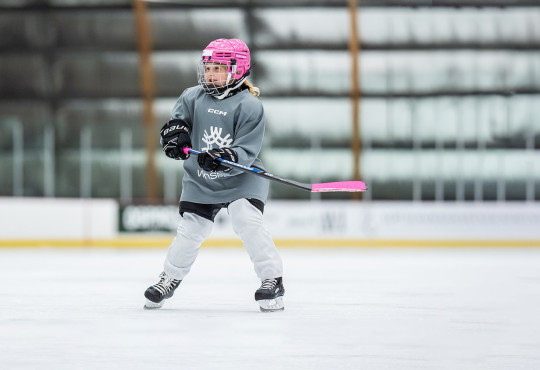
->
<box><xmin>2</xmin><ymin>239</ymin><xmax>540</xmax><ymax>248</ymax></box>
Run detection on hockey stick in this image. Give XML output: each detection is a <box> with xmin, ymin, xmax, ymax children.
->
<box><xmin>184</xmin><ymin>148</ymin><xmax>367</xmax><ymax>193</ymax></box>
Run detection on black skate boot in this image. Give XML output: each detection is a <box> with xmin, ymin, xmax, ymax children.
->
<box><xmin>144</xmin><ymin>272</ymin><xmax>181</xmax><ymax>309</ymax></box>
<box><xmin>255</xmin><ymin>277</ymin><xmax>284</xmax><ymax>312</ymax></box>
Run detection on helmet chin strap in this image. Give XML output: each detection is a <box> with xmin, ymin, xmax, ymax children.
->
<box><xmin>214</xmin><ymin>75</ymin><xmax>247</xmax><ymax>100</ymax></box>
<box><xmin>213</xmin><ymin>65</ymin><xmax>253</xmax><ymax>99</ymax></box>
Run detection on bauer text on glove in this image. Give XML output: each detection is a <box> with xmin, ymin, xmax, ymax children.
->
<box><xmin>160</xmin><ymin>119</ymin><xmax>191</xmax><ymax>160</ymax></box>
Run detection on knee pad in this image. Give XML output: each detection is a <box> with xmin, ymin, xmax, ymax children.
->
<box><xmin>176</xmin><ymin>212</ymin><xmax>213</xmax><ymax>244</ymax></box>
<box><xmin>228</xmin><ymin>199</ymin><xmax>264</xmax><ymax>237</ymax></box>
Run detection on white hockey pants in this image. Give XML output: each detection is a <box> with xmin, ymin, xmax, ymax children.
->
<box><xmin>163</xmin><ymin>198</ymin><xmax>283</xmax><ymax>280</ymax></box>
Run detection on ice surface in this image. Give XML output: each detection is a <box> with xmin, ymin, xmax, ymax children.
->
<box><xmin>1</xmin><ymin>247</ymin><xmax>539</xmax><ymax>370</ymax></box>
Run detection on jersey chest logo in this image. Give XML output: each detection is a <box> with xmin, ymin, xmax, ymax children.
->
<box><xmin>202</xmin><ymin>126</ymin><xmax>233</xmax><ymax>151</ymax></box>
<box><xmin>208</xmin><ymin>108</ymin><xmax>227</xmax><ymax>116</ymax></box>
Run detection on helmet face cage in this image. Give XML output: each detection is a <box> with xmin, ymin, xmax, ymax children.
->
<box><xmin>197</xmin><ymin>61</ymin><xmax>236</xmax><ymax>98</ymax></box>
<box><xmin>197</xmin><ymin>38</ymin><xmax>251</xmax><ymax>99</ymax></box>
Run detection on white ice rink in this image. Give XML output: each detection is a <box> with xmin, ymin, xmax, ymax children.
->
<box><xmin>1</xmin><ymin>246</ymin><xmax>540</xmax><ymax>370</ymax></box>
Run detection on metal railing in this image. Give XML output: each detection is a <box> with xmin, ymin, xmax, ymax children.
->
<box><xmin>1</xmin><ymin>119</ymin><xmax>537</xmax><ymax>202</ymax></box>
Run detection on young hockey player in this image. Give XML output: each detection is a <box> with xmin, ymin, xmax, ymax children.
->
<box><xmin>144</xmin><ymin>38</ymin><xmax>284</xmax><ymax>312</ymax></box>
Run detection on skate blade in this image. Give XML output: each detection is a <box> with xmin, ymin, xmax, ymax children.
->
<box><xmin>144</xmin><ymin>299</ymin><xmax>164</xmax><ymax>310</ymax></box>
<box><xmin>258</xmin><ymin>297</ymin><xmax>284</xmax><ymax>312</ymax></box>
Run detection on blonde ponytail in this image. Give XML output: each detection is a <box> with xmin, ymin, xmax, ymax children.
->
<box><xmin>243</xmin><ymin>79</ymin><xmax>260</xmax><ymax>98</ymax></box>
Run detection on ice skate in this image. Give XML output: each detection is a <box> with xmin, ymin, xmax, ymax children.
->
<box><xmin>144</xmin><ymin>272</ymin><xmax>181</xmax><ymax>309</ymax></box>
<box><xmin>255</xmin><ymin>277</ymin><xmax>285</xmax><ymax>312</ymax></box>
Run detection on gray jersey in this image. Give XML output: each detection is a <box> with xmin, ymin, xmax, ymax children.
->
<box><xmin>171</xmin><ymin>86</ymin><xmax>269</xmax><ymax>204</ymax></box>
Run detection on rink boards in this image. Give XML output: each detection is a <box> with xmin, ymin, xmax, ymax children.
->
<box><xmin>1</xmin><ymin>197</ymin><xmax>540</xmax><ymax>248</ymax></box>
<box><xmin>0</xmin><ymin>198</ymin><xmax>540</xmax><ymax>248</ymax></box>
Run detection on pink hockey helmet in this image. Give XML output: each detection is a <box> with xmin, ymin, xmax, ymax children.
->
<box><xmin>197</xmin><ymin>38</ymin><xmax>252</xmax><ymax>99</ymax></box>
<box><xmin>202</xmin><ymin>38</ymin><xmax>251</xmax><ymax>77</ymax></box>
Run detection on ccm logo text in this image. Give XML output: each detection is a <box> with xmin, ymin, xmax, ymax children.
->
<box><xmin>208</xmin><ymin>109</ymin><xmax>227</xmax><ymax>116</ymax></box>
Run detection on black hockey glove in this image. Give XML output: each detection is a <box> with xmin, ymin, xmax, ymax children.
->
<box><xmin>160</xmin><ymin>119</ymin><xmax>191</xmax><ymax>160</ymax></box>
<box><xmin>197</xmin><ymin>148</ymin><xmax>237</xmax><ymax>172</ymax></box>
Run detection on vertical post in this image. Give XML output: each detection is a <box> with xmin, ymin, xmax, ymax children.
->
<box><xmin>455</xmin><ymin>98</ymin><xmax>465</xmax><ymax>201</ymax></box>
<box><xmin>80</xmin><ymin>126</ymin><xmax>92</xmax><ymax>198</ymax></box>
<box><xmin>496</xmin><ymin>153</ymin><xmax>506</xmax><ymax>202</ymax></box>
<box><xmin>134</xmin><ymin>0</ymin><xmax>158</xmax><ymax>203</ymax></box>
<box><xmin>120</xmin><ymin>128</ymin><xmax>133</xmax><ymax>202</ymax></box>
<box><xmin>411</xmin><ymin>99</ymin><xmax>422</xmax><ymax>202</ymax></box>
<box><xmin>496</xmin><ymin>95</ymin><xmax>511</xmax><ymax>202</ymax></box>
<box><xmin>310</xmin><ymin>135</ymin><xmax>322</xmax><ymax>201</ymax></box>
<box><xmin>474</xmin><ymin>97</ymin><xmax>484</xmax><ymax>202</ymax></box>
<box><xmin>435</xmin><ymin>100</ymin><xmax>444</xmax><ymax>202</ymax></box>
<box><xmin>44</xmin><ymin>124</ymin><xmax>55</xmax><ymax>197</ymax></box>
<box><xmin>525</xmin><ymin>98</ymin><xmax>535</xmax><ymax>202</ymax></box>
<box><xmin>348</xmin><ymin>0</ymin><xmax>362</xmax><ymax>201</ymax></box>
<box><xmin>11</xmin><ymin>119</ymin><xmax>23</xmax><ymax>197</ymax></box>
<box><xmin>380</xmin><ymin>56</ymin><xmax>392</xmax><ymax>204</ymax></box>
<box><xmin>473</xmin><ymin>43</ymin><xmax>483</xmax><ymax>202</ymax></box>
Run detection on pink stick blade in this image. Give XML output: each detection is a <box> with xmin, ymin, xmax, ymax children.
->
<box><xmin>311</xmin><ymin>181</ymin><xmax>367</xmax><ymax>193</ymax></box>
